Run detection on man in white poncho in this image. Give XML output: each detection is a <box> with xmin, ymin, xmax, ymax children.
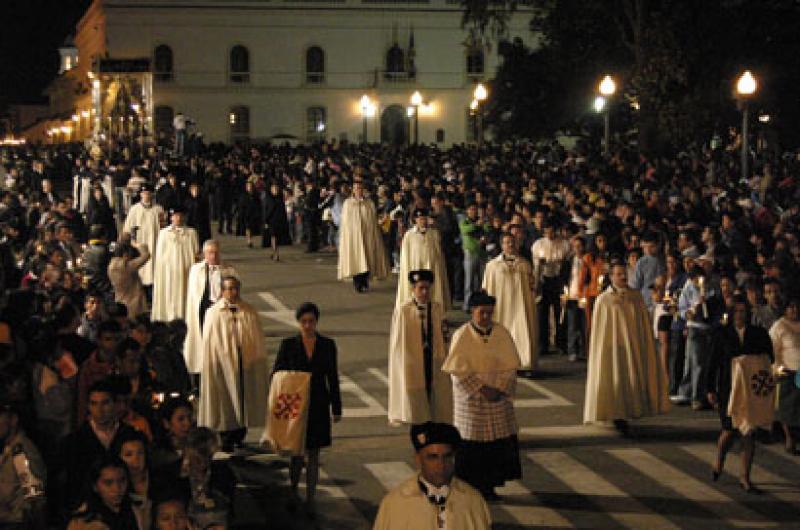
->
<box><xmin>482</xmin><ymin>232</ymin><xmax>539</xmax><ymax>373</ymax></box>
<box><xmin>583</xmin><ymin>261</ymin><xmax>670</xmax><ymax>433</ymax></box>
<box><xmin>151</xmin><ymin>205</ymin><xmax>198</xmax><ymax>322</ymax></box>
<box><xmin>395</xmin><ymin>209</ymin><xmax>450</xmax><ymax>310</ymax></box>
<box><xmin>122</xmin><ymin>183</ymin><xmax>163</xmax><ymax>295</ymax></box>
<box><xmin>199</xmin><ymin>276</ymin><xmax>268</xmax><ymax>450</ymax></box>
<box><xmin>388</xmin><ymin>269</ymin><xmax>453</xmax><ymax>426</ymax></box>
<box><xmin>337</xmin><ymin>178</ymin><xmax>389</xmax><ymax>292</ymax></box>
<box><xmin>443</xmin><ymin>290</ymin><xmax>521</xmax><ymax>501</ymax></box>
<box><xmin>184</xmin><ymin>239</ymin><xmax>237</xmax><ymax>386</ymax></box>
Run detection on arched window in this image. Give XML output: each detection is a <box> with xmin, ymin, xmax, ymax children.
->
<box><xmin>154</xmin><ymin>45</ymin><xmax>173</xmax><ymax>82</ymax></box>
<box><xmin>385</xmin><ymin>45</ymin><xmax>405</xmax><ymax>79</ymax></box>
<box><xmin>229</xmin><ymin>106</ymin><xmax>250</xmax><ymax>141</ymax></box>
<box><xmin>230</xmin><ymin>45</ymin><xmax>250</xmax><ymax>83</ymax></box>
<box><xmin>306</xmin><ymin>46</ymin><xmax>325</xmax><ymax>84</ymax></box>
<box><xmin>466</xmin><ymin>48</ymin><xmax>484</xmax><ymax>77</ymax></box>
<box><xmin>306</xmin><ymin>106</ymin><xmax>326</xmax><ymax>142</ymax></box>
<box><xmin>154</xmin><ymin>105</ymin><xmax>174</xmax><ymax>136</ymax></box>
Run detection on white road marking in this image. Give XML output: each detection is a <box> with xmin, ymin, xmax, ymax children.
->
<box><xmin>681</xmin><ymin>444</ymin><xmax>800</xmax><ymax>505</ymax></box>
<box><xmin>278</xmin><ymin>467</ymin><xmax>348</xmax><ymax>499</ymax></box>
<box><xmin>607</xmin><ymin>448</ymin><xmax>776</xmax><ymax>528</ymax></box>
<box><xmin>367</xmin><ymin>367</ymin><xmax>390</xmax><ymax>385</ymax></box>
<box><xmin>340</xmin><ymin>374</ymin><xmax>387</xmax><ymax>418</ymax></box>
<box><xmin>519</xmin><ymin>424</ymin><xmax>618</xmax><ymax>439</ymax></box>
<box><xmin>365</xmin><ymin>461</ymin><xmax>415</xmax><ymax>491</ymax></box>
<box><xmin>257</xmin><ymin>291</ymin><xmax>297</xmax><ymax>328</ymax></box>
<box><xmin>527</xmin><ymin>451</ymin><xmax>678</xmax><ymax>530</ymax></box>
<box><xmin>496</xmin><ymin>477</ymin><xmax>575</xmax><ymax>528</ymax></box>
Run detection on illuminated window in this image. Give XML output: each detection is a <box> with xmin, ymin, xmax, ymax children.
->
<box><xmin>230</xmin><ymin>106</ymin><xmax>250</xmax><ymax>140</ymax></box>
<box><xmin>306</xmin><ymin>106</ymin><xmax>326</xmax><ymax>142</ymax></box>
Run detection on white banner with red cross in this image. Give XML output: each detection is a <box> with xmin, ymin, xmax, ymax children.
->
<box><xmin>262</xmin><ymin>370</ymin><xmax>312</xmax><ymax>456</ymax></box>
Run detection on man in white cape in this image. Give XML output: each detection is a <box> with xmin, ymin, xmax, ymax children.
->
<box><xmin>583</xmin><ymin>262</ymin><xmax>670</xmax><ymax>432</ymax></box>
<box><xmin>337</xmin><ymin>178</ymin><xmax>389</xmax><ymax>292</ymax></box>
<box><xmin>373</xmin><ymin>422</ymin><xmax>490</xmax><ymax>530</ymax></box>
<box><xmin>184</xmin><ymin>239</ymin><xmax>237</xmax><ymax>383</ymax></box>
<box><xmin>482</xmin><ymin>232</ymin><xmax>539</xmax><ymax>372</ymax></box>
<box><xmin>151</xmin><ymin>205</ymin><xmax>199</xmax><ymax>322</ymax></box>
<box><xmin>395</xmin><ymin>209</ymin><xmax>450</xmax><ymax>310</ymax></box>
<box><xmin>122</xmin><ymin>183</ymin><xmax>163</xmax><ymax>291</ymax></box>
<box><xmin>442</xmin><ymin>290</ymin><xmax>521</xmax><ymax>501</ymax></box>
<box><xmin>388</xmin><ymin>269</ymin><xmax>453</xmax><ymax>426</ymax></box>
<box><xmin>199</xmin><ymin>275</ymin><xmax>268</xmax><ymax>449</ymax></box>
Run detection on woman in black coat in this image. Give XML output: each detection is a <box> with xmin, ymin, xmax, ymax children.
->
<box><xmin>271</xmin><ymin>302</ymin><xmax>341</xmax><ymax>515</ymax></box>
<box><xmin>261</xmin><ymin>181</ymin><xmax>292</xmax><ymax>260</ymax></box>
<box><xmin>236</xmin><ymin>180</ymin><xmax>263</xmax><ymax>247</ymax></box>
<box><xmin>86</xmin><ymin>185</ymin><xmax>118</xmax><ymax>241</ymax></box>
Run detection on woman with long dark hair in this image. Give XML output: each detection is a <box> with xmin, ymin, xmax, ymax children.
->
<box><xmin>67</xmin><ymin>455</ymin><xmax>139</xmax><ymax>530</ymax></box>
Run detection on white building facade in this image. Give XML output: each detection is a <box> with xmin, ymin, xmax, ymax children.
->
<box><xmin>35</xmin><ymin>0</ymin><xmax>536</xmax><ymax>146</ymax></box>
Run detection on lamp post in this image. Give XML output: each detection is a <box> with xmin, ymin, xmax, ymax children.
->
<box><xmin>410</xmin><ymin>90</ymin><xmax>422</xmax><ymax>145</ymax></box>
<box><xmin>360</xmin><ymin>94</ymin><xmax>376</xmax><ymax>144</ymax></box>
<box><xmin>736</xmin><ymin>70</ymin><xmax>757</xmax><ymax>179</ymax></box>
<box><xmin>598</xmin><ymin>75</ymin><xmax>616</xmax><ymax>156</ymax></box>
<box><xmin>473</xmin><ymin>83</ymin><xmax>488</xmax><ymax>148</ymax></box>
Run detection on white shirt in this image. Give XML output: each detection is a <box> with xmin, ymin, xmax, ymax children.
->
<box><xmin>173</xmin><ymin>114</ymin><xmax>187</xmax><ymax>131</ymax></box>
<box><xmin>530</xmin><ymin>237</ymin><xmax>570</xmax><ymax>278</ymax></box>
<box><xmin>568</xmin><ymin>255</ymin><xmax>583</xmax><ymax>299</ymax></box>
<box><xmin>207</xmin><ymin>264</ymin><xmax>222</xmax><ymax>303</ymax></box>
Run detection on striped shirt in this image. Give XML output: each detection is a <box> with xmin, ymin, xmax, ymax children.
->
<box><xmin>452</xmin><ymin>370</ymin><xmax>517</xmax><ymax>442</ymax></box>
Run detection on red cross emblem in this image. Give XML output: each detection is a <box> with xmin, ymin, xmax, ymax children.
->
<box><xmin>273</xmin><ymin>392</ymin><xmax>303</xmax><ymax>419</ymax></box>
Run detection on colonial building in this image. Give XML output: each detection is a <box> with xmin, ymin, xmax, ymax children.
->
<box><xmin>27</xmin><ymin>0</ymin><xmax>535</xmax><ymax>146</ymax></box>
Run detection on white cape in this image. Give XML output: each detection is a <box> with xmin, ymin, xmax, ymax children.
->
<box><xmin>122</xmin><ymin>202</ymin><xmax>164</xmax><ymax>286</ymax></box>
<box><xmin>337</xmin><ymin>196</ymin><xmax>389</xmax><ymax>280</ymax></box>
<box><xmin>482</xmin><ymin>255</ymin><xmax>538</xmax><ymax>369</ymax></box>
<box><xmin>151</xmin><ymin>226</ymin><xmax>198</xmax><ymax>322</ymax></box>
<box><xmin>583</xmin><ymin>287</ymin><xmax>670</xmax><ymax>423</ymax></box>
<box><xmin>395</xmin><ymin>227</ymin><xmax>450</xmax><ymax>310</ymax></box>
<box><xmin>184</xmin><ymin>261</ymin><xmax>237</xmax><ymax>374</ymax></box>
<box><xmin>387</xmin><ymin>300</ymin><xmax>453</xmax><ymax>425</ymax></box>
<box><xmin>727</xmin><ymin>354</ymin><xmax>776</xmax><ymax>435</ymax></box>
<box><xmin>198</xmin><ymin>299</ymin><xmax>268</xmax><ymax>431</ymax></box>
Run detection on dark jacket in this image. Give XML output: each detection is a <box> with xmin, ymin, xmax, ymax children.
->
<box><xmin>262</xmin><ymin>191</ymin><xmax>291</xmax><ymax>245</ymax></box>
<box><xmin>272</xmin><ymin>334</ymin><xmax>341</xmax><ymax>448</ymax></box>
<box><xmin>82</xmin><ymin>242</ymin><xmax>113</xmax><ymax>296</ymax></box>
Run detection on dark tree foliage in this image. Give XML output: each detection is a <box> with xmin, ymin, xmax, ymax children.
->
<box><xmin>462</xmin><ymin>0</ymin><xmax>800</xmax><ymax>153</ymax></box>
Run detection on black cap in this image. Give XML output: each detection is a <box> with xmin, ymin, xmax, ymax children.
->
<box><xmin>409</xmin><ymin>269</ymin><xmax>434</xmax><ymax>285</ymax></box>
<box><xmin>412</xmin><ymin>207</ymin><xmax>430</xmax><ymax>219</ymax></box>
<box><xmin>410</xmin><ymin>422</ymin><xmax>461</xmax><ymax>452</ymax></box>
<box><xmin>139</xmin><ymin>183</ymin><xmax>154</xmax><ymax>192</ymax></box>
<box><xmin>468</xmin><ymin>289</ymin><xmax>496</xmax><ymax>308</ymax></box>
<box><xmin>169</xmin><ymin>205</ymin><xmax>187</xmax><ymax>215</ymax></box>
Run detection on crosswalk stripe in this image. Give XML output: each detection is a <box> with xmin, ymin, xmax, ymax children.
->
<box><xmin>527</xmin><ymin>451</ymin><xmax>678</xmax><ymax>530</ymax></box>
<box><xmin>607</xmin><ymin>448</ymin><xmax>777</xmax><ymax>528</ymax></box>
<box><xmin>366</xmin><ymin>367</ymin><xmax>390</xmax><ymax>386</ymax></box>
<box><xmin>339</xmin><ymin>374</ymin><xmax>387</xmax><ymax>418</ymax></box>
<box><xmin>496</xmin><ymin>478</ymin><xmax>575</xmax><ymax>528</ymax></box>
<box><xmin>761</xmin><ymin>442</ymin><xmax>800</xmax><ymax>464</ymax></box>
<box><xmin>519</xmin><ymin>424</ymin><xmax>618</xmax><ymax>439</ymax></box>
<box><xmin>365</xmin><ymin>461</ymin><xmax>415</xmax><ymax>491</ymax></box>
<box><xmin>517</xmin><ymin>378</ymin><xmax>574</xmax><ymax>407</ymax></box>
<box><xmin>681</xmin><ymin>444</ymin><xmax>800</xmax><ymax>505</ymax></box>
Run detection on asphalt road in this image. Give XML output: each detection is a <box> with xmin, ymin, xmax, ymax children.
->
<box><xmin>215</xmin><ymin>236</ymin><xmax>800</xmax><ymax>530</ymax></box>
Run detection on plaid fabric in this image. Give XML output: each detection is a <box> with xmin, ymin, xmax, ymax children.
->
<box><xmin>452</xmin><ymin>371</ymin><xmax>517</xmax><ymax>442</ymax></box>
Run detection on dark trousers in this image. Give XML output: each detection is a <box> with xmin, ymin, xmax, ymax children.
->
<box><xmin>221</xmin><ymin>427</ymin><xmax>247</xmax><ymax>450</ymax></box>
<box><xmin>668</xmin><ymin>328</ymin><xmax>687</xmax><ymax>395</ymax></box>
<box><xmin>304</xmin><ymin>215</ymin><xmax>320</xmax><ymax>252</ymax></box>
<box><xmin>538</xmin><ymin>277</ymin><xmax>566</xmax><ymax>355</ymax></box>
<box><xmin>353</xmin><ymin>272</ymin><xmax>370</xmax><ymax>291</ymax></box>
<box><xmin>566</xmin><ymin>300</ymin><xmax>586</xmax><ymax>358</ymax></box>
<box><xmin>447</xmin><ymin>251</ymin><xmax>464</xmax><ymax>303</ymax></box>
<box><xmin>218</xmin><ymin>204</ymin><xmax>234</xmax><ymax>233</ymax></box>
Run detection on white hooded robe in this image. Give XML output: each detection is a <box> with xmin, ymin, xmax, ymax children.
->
<box><xmin>395</xmin><ymin>227</ymin><xmax>450</xmax><ymax>310</ymax></box>
<box><xmin>122</xmin><ymin>202</ymin><xmax>163</xmax><ymax>286</ymax></box>
<box><xmin>151</xmin><ymin>225</ymin><xmax>198</xmax><ymax>322</ymax></box>
<box><xmin>337</xmin><ymin>196</ymin><xmax>389</xmax><ymax>280</ymax></box>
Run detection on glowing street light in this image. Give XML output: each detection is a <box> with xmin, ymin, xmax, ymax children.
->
<box><xmin>599</xmin><ymin>75</ymin><xmax>617</xmax><ymax>97</ymax></box>
<box><xmin>470</xmin><ymin>99</ymin><xmax>479</xmax><ymax>111</ymax></box>
<box><xmin>472</xmin><ymin>84</ymin><xmax>488</xmax><ymax>148</ymax></box>
<box><xmin>735</xmin><ymin>70</ymin><xmax>758</xmax><ymax>179</ymax></box>
<box><xmin>474</xmin><ymin>83</ymin><xmax>488</xmax><ymax>102</ymax></box>
<box><xmin>597</xmin><ymin>75</ymin><xmax>616</xmax><ymax>155</ymax></box>
<box><xmin>410</xmin><ymin>91</ymin><xmax>423</xmax><ymax>145</ymax></box>
<box><xmin>593</xmin><ymin>96</ymin><xmax>606</xmax><ymax>113</ymax></box>
<box><xmin>359</xmin><ymin>94</ymin><xmax>376</xmax><ymax>143</ymax></box>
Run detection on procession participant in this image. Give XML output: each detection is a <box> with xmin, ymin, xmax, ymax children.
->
<box><xmin>338</xmin><ymin>178</ymin><xmax>389</xmax><ymax>292</ymax></box>
<box><xmin>442</xmin><ymin>290</ymin><xmax>521</xmax><ymax>501</ymax></box>
<box><xmin>122</xmin><ymin>183</ymin><xmax>164</xmax><ymax>297</ymax></box>
<box><xmin>373</xmin><ymin>422</ymin><xmax>490</xmax><ymax>530</ymax></box>
<box><xmin>707</xmin><ymin>296</ymin><xmax>775</xmax><ymax>492</ymax></box>
<box><xmin>768</xmin><ymin>298</ymin><xmax>800</xmax><ymax>455</ymax></box>
<box><xmin>564</xmin><ymin>235</ymin><xmax>587</xmax><ymax>362</ymax></box>
<box><xmin>107</xmin><ymin>240</ymin><xmax>150</xmax><ymax>318</ymax></box>
<box><xmin>583</xmin><ymin>261</ymin><xmax>670</xmax><ymax>433</ymax></box>
<box><xmin>184</xmin><ymin>179</ymin><xmax>211</xmax><ymax>248</ymax></box>
<box><xmin>184</xmin><ymin>240</ymin><xmax>237</xmax><ymax>385</ymax></box>
<box><xmin>271</xmin><ymin>302</ymin><xmax>341</xmax><ymax>516</ymax></box>
<box><xmin>151</xmin><ymin>205</ymin><xmax>199</xmax><ymax>322</ymax></box>
<box><xmin>388</xmin><ymin>270</ymin><xmax>453</xmax><ymax>426</ymax></box>
<box><xmin>198</xmin><ymin>276</ymin><xmax>267</xmax><ymax>452</ymax></box>
<box><xmin>395</xmin><ymin>208</ymin><xmax>450</xmax><ymax>310</ymax></box>
<box><xmin>530</xmin><ymin>217</ymin><xmax>570</xmax><ymax>357</ymax></box>
<box><xmin>482</xmin><ymin>232</ymin><xmax>539</xmax><ymax>373</ymax></box>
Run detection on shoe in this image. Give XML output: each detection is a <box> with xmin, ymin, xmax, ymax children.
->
<box><xmin>613</xmin><ymin>419</ymin><xmax>630</xmax><ymax>436</ymax></box>
<box><xmin>712</xmin><ymin>468</ymin><xmax>721</xmax><ymax>482</ymax></box>
<box><xmin>691</xmin><ymin>401</ymin><xmax>709</xmax><ymax>411</ymax></box>
<box><xmin>669</xmin><ymin>395</ymin><xmax>689</xmax><ymax>405</ymax></box>
<box><xmin>739</xmin><ymin>481</ymin><xmax>762</xmax><ymax>494</ymax></box>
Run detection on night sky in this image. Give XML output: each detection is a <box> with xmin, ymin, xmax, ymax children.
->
<box><xmin>0</xmin><ymin>0</ymin><xmax>91</xmax><ymax>109</ymax></box>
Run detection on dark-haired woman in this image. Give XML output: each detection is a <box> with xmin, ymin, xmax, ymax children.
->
<box><xmin>113</xmin><ymin>431</ymin><xmax>153</xmax><ymax>529</ymax></box>
<box><xmin>261</xmin><ymin>181</ymin><xmax>291</xmax><ymax>260</ymax></box>
<box><xmin>271</xmin><ymin>302</ymin><xmax>341</xmax><ymax>516</ymax></box>
<box><xmin>67</xmin><ymin>455</ymin><xmax>139</xmax><ymax>530</ymax></box>
<box><xmin>770</xmin><ymin>299</ymin><xmax>800</xmax><ymax>455</ymax></box>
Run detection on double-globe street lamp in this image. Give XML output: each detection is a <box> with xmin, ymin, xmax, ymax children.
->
<box><xmin>597</xmin><ymin>75</ymin><xmax>617</xmax><ymax>156</ymax></box>
<box><xmin>471</xmin><ymin>83</ymin><xmax>488</xmax><ymax>148</ymax></box>
<box><xmin>409</xmin><ymin>91</ymin><xmax>423</xmax><ymax>145</ymax></box>
<box><xmin>736</xmin><ymin>70</ymin><xmax>757</xmax><ymax>179</ymax></box>
<box><xmin>360</xmin><ymin>94</ymin><xmax>376</xmax><ymax>144</ymax></box>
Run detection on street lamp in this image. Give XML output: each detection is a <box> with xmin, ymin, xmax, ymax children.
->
<box><xmin>473</xmin><ymin>83</ymin><xmax>488</xmax><ymax>148</ymax></box>
<box><xmin>410</xmin><ymin>91</ymin><xmax>422</xmax><ymax>145</ymax></box>
<box><xmin>360</xmin><ymin>94</ymin><xmax>376</xmax><ymax>144</ymax></box>
<box><xmin>598</xmin><ymin>75</ymin><xmax>616</xmax><ymax>156</ymax></box>
<box><xmin>736</xmin><ymin>70</ymin><xmax>757</xmax><ymax>179</ymax></box>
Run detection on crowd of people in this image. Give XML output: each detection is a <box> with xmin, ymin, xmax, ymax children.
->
<box><xmin>0</xmin><ymin>133</ymin><xmax>798</xmax><ymax>528</ymax></box>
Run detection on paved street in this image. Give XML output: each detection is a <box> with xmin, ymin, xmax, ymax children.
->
<box><xmin>217</xmin><ymin>236</ymin><xmax>800</xmax><ymax>530</ymax></box>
